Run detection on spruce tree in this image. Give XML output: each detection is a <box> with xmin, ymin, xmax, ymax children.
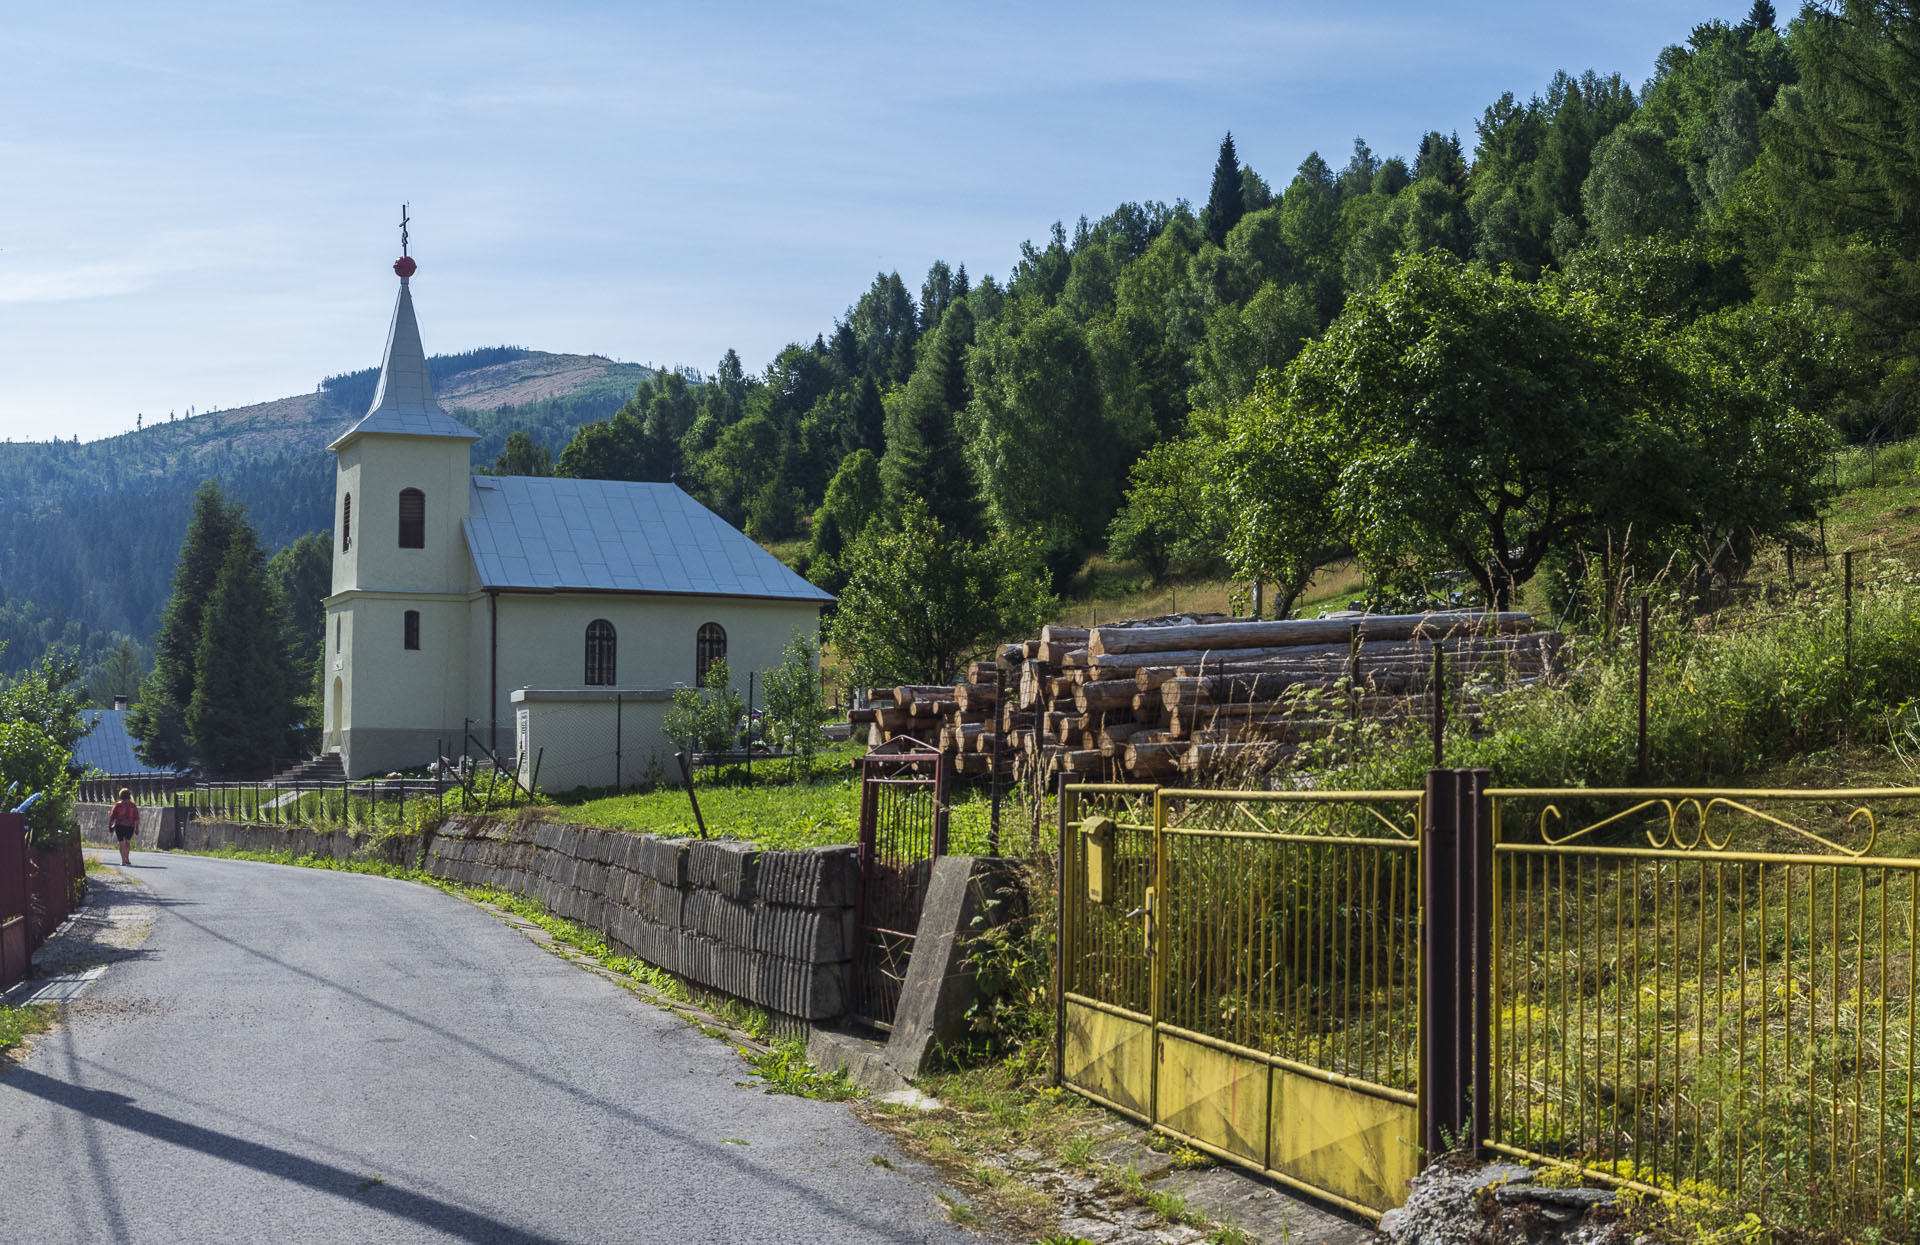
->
<box><xmin>1743</xmin><ymin>0</ymin><xmax>1775</xmax><ymax>32</ymax></box>
<box><xmin>881</xmin><ymin>300</ymin><xmax>980</xmax><ymax>538</ymax></box>
<box><xmin>129</xmin><ymin>480</ymin><xmax>236</xmax><ymax>768</ymax></box>
<box><xmin>1202</xmin><ymin>132</ymin><xmax>1246</xmax><ymax>247</ymax></box>
<box><xmin>184</xmin><ymin>525</ymin><xmax>298</xmax><ymax>776</ymax></box>
<box><xmin>851</xmin><ymin>375</ymin><xmax>886</xmax><ymax>457</ymax></box>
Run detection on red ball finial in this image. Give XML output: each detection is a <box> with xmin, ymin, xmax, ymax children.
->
<box><xmin>393</xmin><ymin>255</ymin><xmax>417</xmax><ymax>279</ymax></box>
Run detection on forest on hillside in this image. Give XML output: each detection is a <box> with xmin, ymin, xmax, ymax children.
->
<box><xmin>525</xmin><ymin>0</ymin><xmax>1913</xmax><ymax>627</ymax></box>
<box><xmin>6</xmin><ymin>1</ymin><xmax>1916</xmax><ymax>704</ymax></box>
<box><xmin>0</xmin><ymin>353</ymin><xmax>645</xmax><ymax>682</ymax></box>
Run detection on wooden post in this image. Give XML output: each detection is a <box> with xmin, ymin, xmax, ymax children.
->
<box><xmin>676</xmin><ymin>752</ymin><xmax>710</xmax><ymax>840</ymax></box>
<box><xmin>1637</xmin><ymin>597</ymin><xmax>1650</xmax><ymax>786</ymax></box>
<box><xmin>1845</xmin><ymin>549</ymin><xmax>1855</xmax><ymax>672</ymax></box>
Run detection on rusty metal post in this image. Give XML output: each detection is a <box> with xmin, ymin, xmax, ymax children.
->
<box><xmin>852</xmin><ymin>753</ymin><xmax>878</xmax><ymax>1021</ymax></box>
<box><xmin>932</xmin><ymin>748</ymin><xmax>951</xmax><ymax>856</ymax></box>
<box><xmin>1431</xmin><ymin>646</ymin><xmax>1445</xmax><ymax>768</ymax></box>
<box><xmin>1637</xmin><ymin>597</ymin><xmax>1650</xmax><ymax>786</ymax></box>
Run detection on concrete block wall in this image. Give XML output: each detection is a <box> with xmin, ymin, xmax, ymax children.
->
<box><xmin>75</xmin><ymin>803</ymin><xmax>182</xmax><ymax>852</ymax></box>
<box><xmin>424</xmin><ymin>815</ymin><xmax>859</xmax><ymax>1024</ymax></box>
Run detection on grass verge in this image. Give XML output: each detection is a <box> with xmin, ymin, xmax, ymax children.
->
<box><xmin>0</xmin><ymin>1002</ymin><xmax>56</xmax><ymax>1055</ymax></box>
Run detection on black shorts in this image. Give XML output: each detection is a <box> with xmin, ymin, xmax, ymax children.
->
<box><xmin>114</xmin><ymin>827</ymin><xmax>135</xmax><ymax>841</ymax></box>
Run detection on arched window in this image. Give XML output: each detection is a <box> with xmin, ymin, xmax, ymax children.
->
<box><xmin>341</xmin><ymin>493</ymin><xmax>352</xmax><ymax>552</ymax></box>
<box><xmin>585</xmin><ymin>620</ymin><xmax>616</xmax><ymax>686</ymax></box>
<box><xmin>403</xmin><ymin>610</ymin><xmax>420</xmax><ymax>651</ymax></box>
<box><xmin>696</xmin><ymin>622</ymin><xmax>727</xmax><ymax>686</ymax></box>
<box><xmin>398</xmin><ymin>488</ymin><xmax>426</xmax><ymax>549</ymax></box>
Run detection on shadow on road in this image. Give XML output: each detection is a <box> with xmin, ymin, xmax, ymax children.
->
<box><xmin>141</xmin><ymin>888</ymin><xmax>931</xmax><ymax>1242</ymax></box>
<box><xmin>4</xmin><ymin>1064</ymin><xmax>569</xmax><ymax>1244</ymax></box>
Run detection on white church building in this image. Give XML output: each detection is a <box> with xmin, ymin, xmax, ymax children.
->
<box><xmin>322</xmin><ymin>251</ymin><xmax>832</xmax><ymax>789</ymax></box>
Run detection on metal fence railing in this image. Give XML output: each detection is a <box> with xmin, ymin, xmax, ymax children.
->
<box><xmin>1486</xmin><ymin>787</ymin><xmax>1920</xmax><ymax>1231</ymax></box>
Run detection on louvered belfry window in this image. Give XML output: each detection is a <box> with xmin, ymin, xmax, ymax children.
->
<box><xmin>403</xmin><ymin>610</ymin><xmax>420</xmax><ymax>651</ymax></box>
<box><xmin>585</xmin><ymin>620</ymin><xmax>616</xmax><ymax>686</ymax></box>
<box><xmin>342</xmin><ymin>493</ymin><xmax>352</xmax><ymax>552</ymax></box>
<box><xmin>398</xmin><ymin>488</ymin><xmax>426</xmax><ymax>549</ymax></box>
<box><xmin>696</xmin><ymin>622</ymin><xmax>727</xmax><ymax>686</ymax></box>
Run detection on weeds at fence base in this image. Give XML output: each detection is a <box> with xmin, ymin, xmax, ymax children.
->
<box><xmin>745</xmin><ymin>1038</ymin><xmax>858</xmax><ymax>1100</ymax></box>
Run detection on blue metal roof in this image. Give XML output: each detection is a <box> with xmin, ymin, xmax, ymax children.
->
<box><xmin>73</xmin><ymin>710</ymin><xmax>180</xmax><ymax>777</ymax></box>
<box><xmin>463</xmin><ymin>475</ymin><xmax>834</xmax><ymax>602</ymax></box>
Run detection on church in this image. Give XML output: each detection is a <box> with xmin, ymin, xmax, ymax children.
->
<box><xmin>322</xmin><ymin>249</ymin><xmax>832</xmax><ymax>788</ymax></box>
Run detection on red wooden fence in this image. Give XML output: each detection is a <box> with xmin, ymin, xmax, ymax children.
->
<box><xmin>0</xmin><ymin>812</ymin><xmax>84</xmax><ymax>993</ymax></box>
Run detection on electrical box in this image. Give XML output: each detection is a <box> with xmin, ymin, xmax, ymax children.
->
<box><xmin>1083</xmin><ymin>815</ymin><xmax>1116</xmax><ymax>904</ymax></box>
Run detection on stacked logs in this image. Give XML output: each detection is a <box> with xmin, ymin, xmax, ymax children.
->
<box><xmin>848</xmin><ymin>610</ymin><xmax>1565</xmax><ymax>785</ymax></box>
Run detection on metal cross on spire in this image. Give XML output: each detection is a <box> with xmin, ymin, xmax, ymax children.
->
<box><xmin>400</xmin><ymin>203</ymin><xmax>411</xmax><ymax>257</ymax></box>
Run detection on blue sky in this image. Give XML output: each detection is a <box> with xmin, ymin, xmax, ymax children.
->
<box><xmin>0</xmin><ymin>1</ymin><xmax>1742</xmax><ymax>441</ymax></box>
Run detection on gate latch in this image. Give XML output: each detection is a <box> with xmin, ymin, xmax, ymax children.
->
<box><xmin>1083</xmin><ymin>815</ymin><xmax>1116</xmax><ymax>903</ymax></box>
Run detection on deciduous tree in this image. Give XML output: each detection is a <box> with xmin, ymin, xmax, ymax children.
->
<box><xmin>1223</xmin><ymin>253</ymin><xmax>1829</xmax><ymax>607</ymax></box>
<box><xmin>828</xmin><ymin>499</ymin><xmax>1055</xmax><ymax>686</ymax></box>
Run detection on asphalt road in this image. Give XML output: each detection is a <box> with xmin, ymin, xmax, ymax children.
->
<box><xmin>0</xmin><ymin>853</ymin><xmax>985</xmax><ymax>1245</ymax></box>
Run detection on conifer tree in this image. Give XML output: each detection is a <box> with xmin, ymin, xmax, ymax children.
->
<box><xmin>129</xmin><ymin>480</ymin><xmax>237</xmax><ymax>768</ymax></box>
<box><xmin>1203</xmin><ymin>133</ymin><xmax>1246</xmax><ymax>247</ymax></box>
<box><xmin>851</xmin><ymin>375</ymin><xmax>886</xmax><ymax>457</ymax></box>
<box><xmin>881</xmin><ymin>300</ymin><xmax>980</xmax><ymax>538</ymax></box>
<box><xmin>185</xmin><ymin>526</ymin><xmax>298</xmax><ymax>775</ymax></box>
<box><xmin>131</xmin><ymin>481</ymin><xmax>302</xmax><ymax>774</ymax></box>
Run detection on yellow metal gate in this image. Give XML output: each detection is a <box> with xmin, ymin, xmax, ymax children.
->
<box><xmin>1057</xmin><ymin>784</ymin><xmax>1425</xmax><ymax>1218</ymax></box>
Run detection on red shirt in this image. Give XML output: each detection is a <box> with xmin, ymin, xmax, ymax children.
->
<box><xmin>109</xmin><ymin>799</ymin><xmax>139</xmax><ymax>829</ymax></box>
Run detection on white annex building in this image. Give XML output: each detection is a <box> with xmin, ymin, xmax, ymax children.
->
<box><xmin>322</xmin><ymin>252</ymin><xmax>832</xmax><ymax>789</ymax></box>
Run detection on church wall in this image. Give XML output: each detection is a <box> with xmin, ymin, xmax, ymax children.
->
<box><xmin>485</xmin><ymin>592</ymin><xmax>822</xmax><ymax>711</ymax></box>
<box><xmin>332</xmin><ymin>434</ymin><xmax>476</xmax><ymax>596</ymax></box>
<box><xmin>334</xmin><ymin>591</ymin><xmax>475</xmax><ymax>777</ymax></box>
<box><xmin>331</xmin><ymin>454</ymin><xmax>362</xmax><ymax>596</ymax></box>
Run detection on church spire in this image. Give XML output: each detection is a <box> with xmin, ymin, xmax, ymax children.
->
<box><xmin>329</xmin><ymin>210</ymin><xmax>480</xmax><ymax>450</ymax></box>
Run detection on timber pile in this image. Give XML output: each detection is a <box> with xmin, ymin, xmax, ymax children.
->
<box><xmin>848</xmin><ymin>611</ymin><xmax>1566</xmax><ymax>785</ymax></box>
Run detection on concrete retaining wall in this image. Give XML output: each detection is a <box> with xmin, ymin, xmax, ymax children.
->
<box><xmin>75</xmin><ymin>803</ymin><xmax>181</xmax><ymax>851</ymax></box>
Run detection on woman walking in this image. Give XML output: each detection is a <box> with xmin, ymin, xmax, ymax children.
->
<box><xmin>108</xmin><ymin>787</ymin><xmax>139</xmax><ymax>865</ymax></box>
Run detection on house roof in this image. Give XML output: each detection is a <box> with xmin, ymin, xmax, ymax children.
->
<box><xmin>463</xmin><ymin>475</ymin><xmax>834</xmax><ymax>603</ymax></box>
<box><xmin>329</xmin><ymin>269</ymin><xmax>481</xmax><ymax>450</ymax></box>
<box><xmin>74</xmin><ymin>710</ymin><xmax>180</xmax><ymax>777</ymax></box>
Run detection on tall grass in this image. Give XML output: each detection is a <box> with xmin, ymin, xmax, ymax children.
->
<box><xmin>1836</xmin><ymin>438</ymin><xmax>1920</xmax><ymax>493</ymax></box>
<box><xmin>1316</xmin><ymin>560</ymin><xmax>1920</xmax><ymax>795</ymax></box>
